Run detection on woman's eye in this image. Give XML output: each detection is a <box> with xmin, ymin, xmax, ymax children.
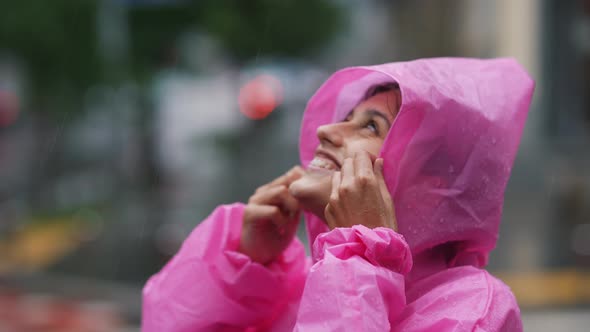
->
<box><xmin>366</xmin><ymin>120</ymin><xmax>379</xmax><ymax>134</ymax></box>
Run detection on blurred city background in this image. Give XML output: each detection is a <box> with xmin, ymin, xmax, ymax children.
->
<box><xmin>0</xmin><ymin>0</ymin><xmax>589</xmax><ymax>331</ymax></box>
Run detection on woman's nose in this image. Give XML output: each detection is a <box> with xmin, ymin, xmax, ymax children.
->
<box><xmin>317</xmin><ymin>123</ymin><xmax>344</xmax><ymax>147</ymax></box>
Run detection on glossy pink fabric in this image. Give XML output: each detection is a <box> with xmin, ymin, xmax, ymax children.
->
<box><xmin>142</xmin><ymin>58</ymin><xmax>534</xmax><ymax>331</ymax></box>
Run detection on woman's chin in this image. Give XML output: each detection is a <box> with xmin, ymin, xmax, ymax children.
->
<box><xmin>289</xmin><ymin>170</ymin><xmax>331</xmax><ymax>220</ymax></box>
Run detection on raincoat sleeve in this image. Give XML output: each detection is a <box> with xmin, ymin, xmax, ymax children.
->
<box><xmin>293</xmin><ymin>225</ymin><xmax>522</xmax><ymax>332</ymax></box>
<box><xmin>141</xmin><ymin>203</ymin><xmax>309</xmax><ymax>332</ymax></box>
<box><xmin>294</xmin><ymin>225</ymin><xmax>413</xmax><ymax>331</ymax></box>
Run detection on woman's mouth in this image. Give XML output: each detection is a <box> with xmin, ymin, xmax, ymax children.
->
<box><xmin>308</xmin><ymin>156</ymin><xmax>340</xmax><ymax>171</ymax></box>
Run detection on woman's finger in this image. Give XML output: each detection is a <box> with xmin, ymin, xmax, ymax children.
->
<box><xmin>330</xmin><ymin>171</ymin><xmax>342</xmax><ymax>201</ymax></box>
<box><xmin>266</xmin><ymin>166</ymin><xmax>304</xmax><ymax>188</ymax></box>
<box><xmin>244</xmin><ymin>204</ymin><xmax>289</xmax><ymax>227</ymax></box>
<box><xmin>281</xmin><ymin>194</ymin><xmax>300</xmax><ymax>217</ymax></box>
<box><xmin>354</xmin><ymin>151</ymin><xmax>375</xmax><ymax>181</ymax></box>
<box><xmin>244</xmin><ymin>204</ymin><xmax>279</xmax><ymax>221</ymax></box>
<box><xmin>373</xmin><ymin>158</ymin><xmax>389</xmax><ymax>195</ymax></box>
<box><xmin>373</xmin><ymin>157</ymin><xmax>384</xmax><ymax>178</ymax></box>
<box><xmin>340</xmin><ymin>157</ymin><xmax>355</xmax><ymax>190</ymax></box>
<box><xmin>250</xmin><ymin>185</ymin><xmax>287</xmax><ymax>204</ymax></box>
<box><xmin>249</xmin><ymin>185</ymin><xmax>300</xmax><ymax>214</ymax></box>
<box><xmin>325</xmin><ymin>171</ymin><xmax>341</xmax><ymax>229</ymax></box>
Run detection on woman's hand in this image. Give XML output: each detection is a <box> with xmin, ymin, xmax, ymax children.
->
<box><xmin>239</xmin><ymin>166</ymin><xmax>304</xmax><ymax>265</ymax></box>
<box><xmin>325</xmin><ymin>151</ymin><xmax>397</xmax><ymax>231</ymax></box>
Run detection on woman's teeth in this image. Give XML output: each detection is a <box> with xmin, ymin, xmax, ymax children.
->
<box><xmin>309</xmin><ymin>157</ymin><xmax>337</xmax><ymax>170</ymax></box>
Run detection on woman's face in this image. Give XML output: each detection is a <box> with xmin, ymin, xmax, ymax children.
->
<box><xmin>289</xmin><ymin>89</ymin><xmax>401</xmax><ymax>220</ymax></box>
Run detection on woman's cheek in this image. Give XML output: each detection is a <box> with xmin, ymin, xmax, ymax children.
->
<box><xmin>289</xmin><ymin>172</ymin><xmax>332</xmax><ymax>213</ymax></box>
<box><xmin>346</xmin><ymin>138</ymin><xmax>384</xmax><ymax>160</ymax></box>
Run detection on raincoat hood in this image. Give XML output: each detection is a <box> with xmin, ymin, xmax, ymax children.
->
<box><xmin>299</xmin><ymin>58</ymin><xmax>534</xmax><ymax>267</ymax></box>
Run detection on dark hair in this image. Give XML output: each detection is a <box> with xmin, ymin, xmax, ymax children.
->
<box><xmin>361</xmin><ymin>82</ymin><xmax>401</xmax><ymax>115</ymax></box>
<box><xmin>363</xmin><ymin>82</ymin><xmax>400</xmax><ymax>101</ymax></box>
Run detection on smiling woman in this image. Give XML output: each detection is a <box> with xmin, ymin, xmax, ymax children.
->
<box><xmin>289</xmin><ymin>83</ymin><xmax>401</xmax><ymax>223</ymax></box>
<box><xmin>142</xmin><ymin>58</ymin><xmax>534</xmax><ymax>332</ymax></box>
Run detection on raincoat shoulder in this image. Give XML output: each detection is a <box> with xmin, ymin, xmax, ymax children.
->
<box><xmin>142</xmin><ymin>203</ymin><xmax>308</xmax><ymax>331</ymax></box>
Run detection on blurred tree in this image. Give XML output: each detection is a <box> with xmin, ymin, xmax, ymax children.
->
<box><xmin>195</xmin><ymin>0</ymin><xmax>343</xmax><ymax>62</ymax></box>
<box><xmin>0</xmin><ymin>0</ymin><xmax>343</xmax><ymax>114</ymax></box>
<box><xmin>0</xmin><ymin>1</ymin><xmax>100</xmax><ymax>116</ymax></box>
<box><xmin>0</xmin><ymin>0</ymin><xmax>344</xmax><ymax>282</ymax></box>
<box><xmin>127</xmin><ymin>0</ymin><xmax>343</xmax><ymax>75</ymax></box>
<box><xmin>0</xmin><ymin>1</ymin><xmax>103</xmax><ymax>219</ymax></box>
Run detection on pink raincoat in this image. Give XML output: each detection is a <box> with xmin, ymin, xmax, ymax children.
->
<box><xmin>142</xmin><ymin>58</ymin><xmax>534</xmax><ymax>331</ymax></box>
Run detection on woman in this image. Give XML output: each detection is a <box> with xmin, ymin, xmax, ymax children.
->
<box><xmin>142</xmin><ymin>58</ymin><xmax>534</xmax><ymax>331</ymax></box>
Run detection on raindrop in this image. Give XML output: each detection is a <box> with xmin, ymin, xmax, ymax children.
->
<box><xmin>448</xmin><ymin>165</ymin><xmax>455</xmax><ymax>174</ymax></box>
<box><xmin>491</xmin><ymin>138</ymin><xmax>497</xmax><ymax>145</ymax></box>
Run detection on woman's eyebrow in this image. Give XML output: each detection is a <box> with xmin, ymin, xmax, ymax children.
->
<box><xmin>344</xmin><ymin>109</ymin><xmax>392</xmax><ymax>128</ymax></box>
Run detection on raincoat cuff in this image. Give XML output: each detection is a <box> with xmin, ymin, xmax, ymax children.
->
<box><xmin>223</xmin><ymin>238</ymin><xmax>308</xmax><ymax>279</ymax></box>
<box><xmin>219</xmin><ymin>205</ymin><xmax>306</xmax><ymax>275</ymax></box>
<box><xmin>312</xmin><ymin>225</ymin><xmax>413</xmax><ymax>274</ymax></box>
